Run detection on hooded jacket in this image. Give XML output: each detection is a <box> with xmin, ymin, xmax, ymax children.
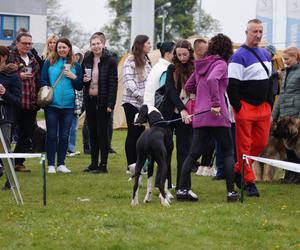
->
<box><xmin>0</xmin><ymin>63</ymin><xmax>22</xmax><ymax>124</ymax></box>
<box><xmin>185</xmin><ymin>55</ymin><xmax>231</xmax><ymax>128</ymax></box>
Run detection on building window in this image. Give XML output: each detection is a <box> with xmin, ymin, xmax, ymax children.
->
<box><xmin>0</xmin><ymin>15</ymin><xmax>29</xmax><ymax>40</ymax></box>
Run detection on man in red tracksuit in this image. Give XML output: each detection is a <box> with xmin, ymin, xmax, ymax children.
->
<box><xmin>227</xmin><ymin>19</ymin><xmax>273</xmax><ymax>197</ymax></box>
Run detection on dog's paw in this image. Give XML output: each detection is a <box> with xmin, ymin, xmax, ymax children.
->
<box><xmin>166</xmin><ymin>190</ymin><xmax>174</xmax><ymax>200</ymax></box>
<box><xmin>131</xmin><ymin>198</ymin><xmax>139</xmax><ymax>206</ymax></box>
<box><xmin>143</xmin><ymin>192</ymin><xmax>152</xmax><ymax>203</ymax></box>
<box><xmin>159</xmin><ymin>193</ymin><xmax>170</xmax><ymax>207</ymax></box>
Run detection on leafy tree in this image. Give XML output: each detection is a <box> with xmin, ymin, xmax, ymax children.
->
<box><xmin>104</xmin><ymin>0</ymin><xmax>220</xmax><ymax>54</ymax></box>
<box><xmin>46</xmin><ymin>0</ymin><xmax>90</xmax><ymax>49</ymax></box>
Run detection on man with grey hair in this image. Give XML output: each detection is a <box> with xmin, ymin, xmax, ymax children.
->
<box><xmin>227</xmin><ymin>19</ymin><xmax>273</xmax><ymax>197</ymax></box>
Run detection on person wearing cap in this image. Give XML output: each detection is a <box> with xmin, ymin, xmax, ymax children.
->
<box><xmin>143</xmin><ymin>41</ymin><xmax>175</xmax><ymax>187</ymax></box>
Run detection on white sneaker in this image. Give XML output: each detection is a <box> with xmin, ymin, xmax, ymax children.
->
<box><xmin>57</xmin><ymin>165</ymin><xmax>71</xmax><ymax>173</ymax></box>
<box><xmin>188</xmin><ymin>190</ymin><xmax>198</xmax><ymax>199</ymax></box>
<box><xmin>195</xmin><ymin>166</ymin><xmax>204</xmax><ymax>176</ymax></box>
<box><xmin>48</xmin><ymin>165</ymin><xmax>56</xmax><ymax>174</ymax></box>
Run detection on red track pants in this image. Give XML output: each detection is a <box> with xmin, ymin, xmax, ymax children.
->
<box><xmin>234</xmin><ymin>101</ymin><xmax>271</xmax><ymax>184</ymax></box>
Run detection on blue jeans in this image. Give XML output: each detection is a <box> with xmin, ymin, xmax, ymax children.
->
<box><xmin>45</xmin><ymin>107</ymin><xmax>74</xmax><ymax>166</ymax></box>
<box><xmin>68</xmin><ymin>114</ymin><xmax>78</xmax><ymax>153</ymax></box>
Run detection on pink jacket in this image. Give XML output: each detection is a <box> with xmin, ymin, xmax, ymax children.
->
<box><xmin>185</xmin><ymin>55</ymin><xmax>231</xmax><ymax>128</ymax></box>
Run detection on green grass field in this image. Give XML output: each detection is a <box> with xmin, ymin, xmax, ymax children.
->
<box><xmin>0</xmin><ymin>130</ymin><xmax>300</xmax><ymax>250</ymax></box>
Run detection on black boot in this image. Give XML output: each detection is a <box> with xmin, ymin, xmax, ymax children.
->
<box><xmin>83</xmin><ymin>145</ymin><xmax>91</xmax><ymax>154</ymax></box>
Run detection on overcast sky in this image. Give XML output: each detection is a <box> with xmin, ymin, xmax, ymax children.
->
<box><xmin>60</xmin><ymin>0</ymin><xmax>285</xmax><ymax>46</ymax></box>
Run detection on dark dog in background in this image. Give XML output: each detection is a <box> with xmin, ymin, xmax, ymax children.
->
<box><xmin>31</xmin><ymin>125</ymin><xmax>46</xmax><ymax>153</ymax></box>
<box><xmin>254</xmin><ymin>121</ymin><xmax>286</xmax><ymax>182</ymax></box>
<box><xmin>273</xmin><ymin>117</ymin><xmax>300</xmax><ymax>157</ymax></box>
<box><xmin>130</xmin><ymin>105</ymin><xmax>173</xmax><ymax>207</ymax></box>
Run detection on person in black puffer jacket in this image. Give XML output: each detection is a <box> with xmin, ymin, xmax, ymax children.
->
<box><xmin>81</xmin><ymin>33</ymin><xmax>118</xmax><ymax>173</ymax></box>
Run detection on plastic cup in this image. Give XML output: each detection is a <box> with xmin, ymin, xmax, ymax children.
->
<box><xmin>85</xmin><ymin>68</ymin><xmax>92</xmax><ymax>78</ymax></box>
<box><xmin>64</xmin><ymin>64</ymin><xmax>71</xmax><ymax>71</ymax></box>
<box><xmin>25</xmin><ymin>66</ymin><xmax>32</xmax><ymax>73</ymax></box>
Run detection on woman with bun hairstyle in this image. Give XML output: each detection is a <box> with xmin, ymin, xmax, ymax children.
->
<box><xmin>143</xmin><ymin>41</ymin><xmax>175</xmax><ymax>106</ymax></box>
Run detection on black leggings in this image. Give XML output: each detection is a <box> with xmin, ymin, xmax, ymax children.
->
<box><xmin>179</xmin><ymin>127</ymin><xmax>235</xmax><ymax>192</ymax></box>
<box><xmin>86</xmin><ymin>98</ymin><xmax>110</xmax><ymax>166</ymax></box>
<box><xmin>123</xmin><ymin>103</ymin><xmax>145</xmax><ymax>166</ymax></box>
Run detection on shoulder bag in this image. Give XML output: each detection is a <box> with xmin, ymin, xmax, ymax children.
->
<box><xmin>37</xmin><ymin>71</ymin><xmax>64</xmax><ymax>108</ymax></box>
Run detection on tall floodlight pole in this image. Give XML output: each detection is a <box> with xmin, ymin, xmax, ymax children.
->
<box><xmin>196</xmin><ymin>0</ymin><xmax>202</xmax><ymax>34</ymax></box>
<box><xmin>131</xmin><ymin>0</ymin><xmax>155</xmax><ymax>48</ymax></box>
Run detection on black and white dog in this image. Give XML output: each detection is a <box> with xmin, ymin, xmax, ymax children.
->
<box><xmin>131</xmin><ymin>105</ymin><xmax>174</xmax><ymax>207</ymax></box>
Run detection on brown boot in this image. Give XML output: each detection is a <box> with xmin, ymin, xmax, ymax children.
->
<box><xmin>15</xmin><ymin>164</ymin><xmax>31</xmax><ymax>173</ymax></box>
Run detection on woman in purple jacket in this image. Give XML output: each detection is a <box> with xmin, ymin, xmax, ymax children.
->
<box><xmin>176</xmin><ymin>34</ymin><xmax>238</xmax><ymax>202</ymax></box>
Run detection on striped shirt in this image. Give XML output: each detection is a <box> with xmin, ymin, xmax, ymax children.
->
<box><xmin>227</xmin><ymin>46</ymin><xmax>272</xmax><ymax>112</ymax></box>
<box><xmin>122</xmin><ymin>55</ymin><xmax>151</xmax><ymax>108</ymax></box>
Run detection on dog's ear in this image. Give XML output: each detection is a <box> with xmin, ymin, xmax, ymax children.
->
<box><xmin>134</xmin><ymin>105</ymin><xmax>148</xmax><ymax>125</ymax></box>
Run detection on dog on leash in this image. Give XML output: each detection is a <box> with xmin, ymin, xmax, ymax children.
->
<box><xmin>32</xmin><ymin>125</ymin><xmax>46</xmax><ymax>153</ymax></box>
<box><xmin>130</xmin><ymin>105</ymin><xmax>174</xmax><ymax>207</ymax></box>
<box><xmin>254</xmin><ymin>121</ymin><xmax>287</xmax><ymax>182</ymax></box>
<box><xmin>272</xmin><ymin>117</ymin><xmax>300</xmax><ymax>157</ymax></box>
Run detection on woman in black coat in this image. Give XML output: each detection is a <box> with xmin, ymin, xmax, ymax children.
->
<box><xmin>81</xmin><ymin>34</ymin><xmax>118</xmax><ymax>173</ymax></box>
<box><xmin>0</xmin><ymin>46</ymin><xmax>22</xmax><ymax>186</ymax></box>
<box><xmin>0</xmin><ymin>46</ymin><xmax>22</xmax><ymax>146</ymax></box>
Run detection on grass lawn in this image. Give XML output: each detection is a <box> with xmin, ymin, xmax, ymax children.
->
<box><xmin>0</xmin><ymin>130</ymin><xmax>300</xmax><ymax>250</ymax></box>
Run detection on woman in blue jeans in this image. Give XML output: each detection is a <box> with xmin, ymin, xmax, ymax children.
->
<box><xmin>40</xmin><ymin>38</ymin><xmax>83</xmax><ymax>174</ymax></box>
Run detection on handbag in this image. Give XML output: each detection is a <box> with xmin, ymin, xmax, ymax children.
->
<box><xmin>37</xmin><ymin>71</ymin><xmax>64</xmax><ymax>108</ymax></box>
<box><xmin>154</xmin><ymin>84</ymin><xmax>166</xmax><ymax>111</ymax></box>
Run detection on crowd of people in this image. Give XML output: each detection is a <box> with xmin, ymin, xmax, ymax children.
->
<box><xmin>0</xmin><ymin>18</ymin><xmax>299</xmax><ymax>202</ymax></box>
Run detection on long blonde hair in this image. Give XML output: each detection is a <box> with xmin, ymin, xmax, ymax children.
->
<box><xmin>42</xmin><ymin>34</ymin><xmax>59</xmax><ymax>59</ymax></box>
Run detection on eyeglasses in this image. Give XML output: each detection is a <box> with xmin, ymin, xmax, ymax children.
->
<box><xmin>20</xmin><ymin>42</ymin><xmax>33</xmax><ymax>46</ymax></box>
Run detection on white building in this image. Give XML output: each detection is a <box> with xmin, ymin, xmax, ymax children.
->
<box><xmin>0</xmin><ymin>0</ymin><xmax>47</xmax><ymax>52</ymax></box>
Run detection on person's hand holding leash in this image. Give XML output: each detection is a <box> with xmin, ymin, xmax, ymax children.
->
<box><xmin>180</xmin><ymin>109</ymin><xmax>192</xmax><ymax>124</ymax></box>
<box><xmin>211</xmin><ymin>107</ymin><xmax>221</xmax><ymax>116</ymax></box>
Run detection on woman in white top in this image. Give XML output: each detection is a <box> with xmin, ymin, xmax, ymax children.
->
<box><xmin>122</xmin><ymin>35</ymin><xmax>152</xmax><ymax>169</ymax></box>
<box><xmin>143</xmin><ymin>41</ymin><xmax>175</xmax><ymax>106</ymax></box>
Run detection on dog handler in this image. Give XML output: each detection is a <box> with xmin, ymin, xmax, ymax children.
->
<box><xmin>177</xmin><ymin>34</ymin><xmax>238</xmax><ymax>202</ymax></box>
